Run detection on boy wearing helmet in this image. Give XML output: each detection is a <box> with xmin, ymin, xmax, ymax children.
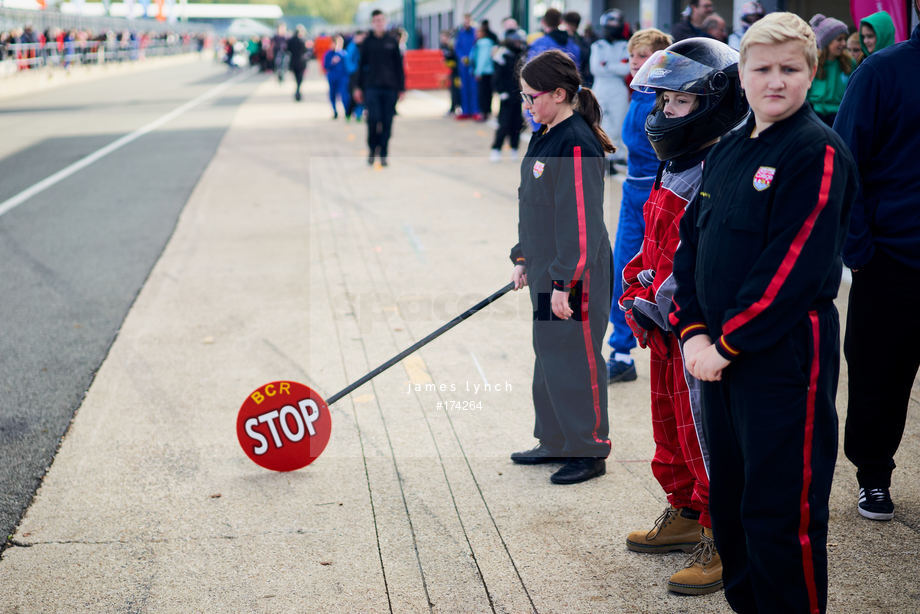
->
<box><xmin>619</xmin><ymin>37</ymin><xmax>749</xmax><ymax>596</ymax></box>
<box><xmin>606</xmin><ymin>28</ymin><xmax>672</xmax><ymax>384</ymax></box>
<box><xmin>672</xmin><ymin>13</ymin><xmax>858</xmax><ymax>613</ymax></box>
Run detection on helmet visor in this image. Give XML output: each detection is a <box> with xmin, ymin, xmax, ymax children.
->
<box><xmin>631</xmin><ymin>49</ymin><xmax>725</xmax><ymax>95</ymax></box>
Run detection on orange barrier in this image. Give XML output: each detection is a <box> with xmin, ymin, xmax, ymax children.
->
<box><xmin>404</xmin><ymin>49</ymin><xmax>449</xmax><ymax>90</ymax></box>
<box><xmin>313</xmin><ymin>36</ymin><xmax>332</xmax><ymax>74</ymax></box>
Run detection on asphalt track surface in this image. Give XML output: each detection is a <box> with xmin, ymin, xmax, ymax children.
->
<box><xmin>0</xmin><ymin>60</ymin><xmax>261</xmax><ymax>546</ymax></box>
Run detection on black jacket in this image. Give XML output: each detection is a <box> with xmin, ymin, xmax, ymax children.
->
<box><xmin>287</xmin><ymin>35</ymin><xmax>307</xmax><ymax>71</ymax></box>
<box><xmin>358</xmin><ymin>32</ymin><xmax>405</xmax><ymax>91</ymax></box>
<box><xmin>492</xmin><ymin>43</ymin><xmax>523</xmax><ymax>96</ymax></box>
<box><xmin>671</xmin><ymin>18</ymin><xmax>707</xmax><ymax>42</ymax></box>
<box><xmin>570</xmin><ymin>32</ymin><xmax>593</xmax><ymax>87</ymax></box>
<box><xmin>835</xmin><ymin>24</ymin><xmax>920</xmax><ymax>269</ymax></box>
<box><xmin>671</xmin><ymin>104</ymin><xmax>858</xmax><ymax>360</ymax></box>
<box><xmin>510</xmin><ymin>113</ymin><xmax>609</xmax><ymax>291</ymax></box>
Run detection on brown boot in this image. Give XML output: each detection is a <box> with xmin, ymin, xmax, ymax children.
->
<box><xmin>667</xmin><ymin>527</ymin><xmax>723</xmax><ymax>595</ymax></box>
<box><xmin>626</xmin><ymin>506</ymin><xmax>701</xmax><ymax>553</ymax></box>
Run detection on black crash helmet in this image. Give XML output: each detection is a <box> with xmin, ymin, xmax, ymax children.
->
<box><xmin>600</xmin><ymin>9</ymin><xmax>630</xmax><ymax>40</ymax></box>
<box><xmin>631</xmin><ymin>37</ymin><xmax>749</xmax><ymax>161</ymax></box>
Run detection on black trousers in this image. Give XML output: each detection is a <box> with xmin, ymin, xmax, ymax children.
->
<box><xmin>702</xmin><ymin>308</ymin><xmax>839</xmax><ymax>614</ymax></box>
<box><xmin>365</xmin><ymin>88</ymin><xmax>398</xmax><ymax>158</ymax></box>
<box><xmin>491</xmin><ymin>98</ymin><xmax>523</xmax><ymax>151</ymax></box>
<box><xmin>477</xmin><ymin>73</ymin><xmax>493</xmax><ymax>118</ymax></box>
<box><xmin>529</xmin><ymin>254</ymin><xmax>611</xmax><ymax>458</ymax></box>
<box><xmin>345</xmin><ymin>73</ymin><xmax>359</xmax><ymax>117</ymax></box>
<box><xmin>844</xmin><ymin>249</ymin><xmax>920</xmax><ymax>488</ymax></box>
<box><xmin>291</xmin><ymin>66</ymin><xmax>305</xmax><ymax>96</ymax></box>
<box><xmin>449</xmin><ymin>71</ymin><xmax>461</xmax><ymax>112</ymax></box>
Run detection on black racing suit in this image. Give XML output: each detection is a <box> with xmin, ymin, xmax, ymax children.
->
<box><xmin>671</xmin><ymin>104</ymin><xmax>858</xmax><ymax>614</ymax></box>
<box><xmin>510</xmin><ymin>112</ymin><xmax>612</xmax><ymax>458</ymax></box>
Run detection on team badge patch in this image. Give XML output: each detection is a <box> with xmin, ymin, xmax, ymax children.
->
<box><xmin>753</xmin><ymin>166</ymin><xmax>776</xmax><ymax>191</ymax></box>
<box><xmin>532</xmin><ymin>160</ymin><xmax>545</xmax><ymax>178</ymax></box>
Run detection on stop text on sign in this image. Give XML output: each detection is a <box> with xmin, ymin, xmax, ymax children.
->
<box><xmin>236</xmin><ymin>381</ymin><xmax>332</xmax><ymax>472</ymax></box>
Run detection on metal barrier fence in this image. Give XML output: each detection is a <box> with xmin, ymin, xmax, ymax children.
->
<box><xmin>1</xmin><ymin>8</ymin><xmax>211</xmax><ymax>76</ymax></box>
<box><xmin>0</xmin><ymin>7</ymin><xmax>202</xmax><ymax>36</ymax></box>
<box><xmin>1</xmin><ymin>38</ymin><xmax>199</xmax><ymax>74</ymax></box>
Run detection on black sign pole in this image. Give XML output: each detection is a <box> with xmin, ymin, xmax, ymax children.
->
<box><xmin>325</xmin><ymin>282</ymin><xmax>515</xmax><ymax>405</ymax></box>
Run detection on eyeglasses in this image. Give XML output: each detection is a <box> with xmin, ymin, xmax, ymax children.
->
<box><xmin>520</xmin><ymin>90</ymin><xmax>550</xmax><ymax>105</ymax></box>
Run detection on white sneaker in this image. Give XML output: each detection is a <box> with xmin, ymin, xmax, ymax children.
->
<box><xmin>509</xmin><ymin>149</ymin><xmax>520</xmax><ymax>160</ymax></box>
<box><xmin>489</xmin><ymin>149</ymin><xmax>501</xmax><ymax>162</ymax></box>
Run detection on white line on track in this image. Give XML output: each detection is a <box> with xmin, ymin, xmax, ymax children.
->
<box><xmin>402</xmin><ymin>223</ymin><xmax>426</xmax><ymax>262</ymax></box>
<box><xmin>470</xmin><ymin>351</ymin><xmax>489</xmax><ymax>388</ymax></box>
<box><xmin>0</xmin><ymin>69</ymin><xmax>252</xmax><ymax>219</ymax></box>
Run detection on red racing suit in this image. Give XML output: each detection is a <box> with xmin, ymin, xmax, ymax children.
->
<box><xmin>619</xmin><ymin>151</ymin><xmax>711</xmax><ymax>526</ymax></box>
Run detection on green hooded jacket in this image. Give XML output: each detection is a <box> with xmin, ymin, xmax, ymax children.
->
<box><xmin>808</xmin><ymin>57</ymin><xmax>855</xmax><ymax>115</ymax></box>
<box><xmin>860</xmin><ymin>11</ymin><xmax>896</xmax><ymax>56</ymax></box>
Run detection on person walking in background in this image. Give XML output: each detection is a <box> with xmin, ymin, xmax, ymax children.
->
<box><xmin>563</xmin><ymin>11</ymin><xmax>593</xmax><ymax>87</ymax></box>
<box><xmin>287</xmin><ymin>26</ymin><xmax>308</xmax><ymax>101</ymax></box>
<box><xmin>702</xmin><ymin>14</ymin><xmax>728</xmax><ymax>43</ymax></box>
<box><xmin>528</xmin><ymin>8</ymin><xmax>582</xmax><ymax>63</ymax></box>
<box><xmin>605</xmin><ymin>28</ymin><xmax>672</xmax><ymax>383</ymax></box>
<box><xmin>345</xmin><ymin>30</ymin><xmax>366</xmax><ymax>122</ymax></box>
<box><xmin>807</xmin><ymin>14</ymin><xmax>853</xmax><ymax>126</ymax></box>
<box><xmin>354</xmin><ymin>10</ymin><xmax>405</xmax><ymax>167</ymax></box>
<box><xmin>223</xmin><ymin>37</ymin><xmax>236</xmax><ymax>69</ymax></box>
<box><xmin>501</xmin><ymin>16</ymin><xmax>524</xmax><ymax>39</ymax></box>
<box><xmin>672</xmin><ymin>13</ymin><xmax>857</xmax><ymax>613</ymax></box>
<box><xmin>846</xmin><ymin>31</ymin><xmax>864</xmax><ymax>64</ymax></box>
<box><xmin>859</xmin><ymin>11</ymin><xmax>896</xmax><ymax>57</ymax></box>
<box><xmin>834</xmin><ymin>0</ymin><xmax>920</xmax><ymax>523</ymax></box>
<box><xmin>489</xmin><ymin>29</ymin><xmax>526</xmax><ymax>161</ymax></box>
<box><xmin>440</xmin><ymin>30</ymin><xmax>461</xmax><ymax>116</ymax></box>
<box><xmin>525</xmin><ymin>8</ymin><xmax>583</xmax><ymax>131</ymax></box>
<box><xmin>471</xmin><ymin>21</ymin><xmax>496</xmax><ymax>121</ymax></box>
<box><xmin>246</xmin><ymin>35</ymin><xmax>260</xmax><ymax>68</ymax></box>
<box><xmin>728</xmin><ymin>2</ymin><xmax>764</xmax><ymax>50</ymax></box>
<box><xmin>509</xmin><ymin>49</ymin><xmax>614</xmax><ymax>486</ymax></box>
<box><xmin>270</xmin><ymin>23</ymin><xmax>287</xmax><ymax>82</ymax></box>
<box><xmin>455</xmin><ymin>14</ymin><xmax>479</xmax><ymax>119</ymax></box>
<box><xmin>590</xmin><ymin>9</ymin><xmax>630</xmax><ymax>168</ymax></box>
<box><xmin>323</xmin><ymin>35</ymin><xmax>350</xmax><ymax>119</ymax></box>
<box><xmin>672</xmin><ymin>0</ymin><xmax>714</xmax><ymax>41</ymax></box>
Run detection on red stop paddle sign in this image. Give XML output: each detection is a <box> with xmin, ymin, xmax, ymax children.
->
<box><xmin>236</xmin><ymin>381</ymin><xmax>332</xmax><ymax>471</ymax></box>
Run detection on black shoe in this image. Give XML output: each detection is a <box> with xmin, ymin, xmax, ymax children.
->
<box><xmin>380</xmin><ymin>157</ymin><xmax>388</xmax><ymax>167</ymax></box>
<box><xmin>551</xmin><ymin>457</ymin><xmax>606</xmax><ymax>484</ymax></box>
<box><xmin>294</xmin><ymin>91</ymin><xmax>302</xmax><ymax>102</ymax></box>
<box><xmin>367</xmin><ymin>153</ymin><xmax>375</xmax><ymax>166</ymax></box>
<box><xmin>510</xmin><ymin>444</ymin><xmax>566</xmax><ymax>465</ymax></box>
<box><xmin>858</xmin><ymin>487</ymin><xmax>894</xmax><ymax>521</ymax></box>
<box><xmin>607</xmin><ymin>358</ymin><xmax>637</xmax><ymax>383</ymax></box>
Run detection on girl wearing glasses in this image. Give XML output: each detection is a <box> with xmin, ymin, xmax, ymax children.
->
<box><xmin>508</xmin><ymin>49</ymin><xmax>615</xmax><ymax>485</ymax></box>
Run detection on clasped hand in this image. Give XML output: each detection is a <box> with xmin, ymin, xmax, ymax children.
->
<box><xmin>683</xmin><ymin>335</ymin><xmax>730</xmax><ymax>381</ymax></box>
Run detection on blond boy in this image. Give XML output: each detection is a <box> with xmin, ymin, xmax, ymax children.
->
<box><xmin>673</xmin><ymin>13</ymin><xmax>859</xmax><ymax>613</ymax></box>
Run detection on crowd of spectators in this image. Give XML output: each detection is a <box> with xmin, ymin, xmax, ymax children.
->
<box><xmin>1</xmin><ymin>24</ymin><xmax>209</xmax><ymax>71</ymax></box>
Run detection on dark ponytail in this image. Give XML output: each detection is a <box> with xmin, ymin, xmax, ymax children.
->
<box><xmin>519</xmin><ymin>49</ymin><xmax>616</xmax><ymax>154</ymax></box>
<box><xmin>574</xmin><ymin>86</ymin><xmax>614</xmax><ymax>153</ymax></box>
